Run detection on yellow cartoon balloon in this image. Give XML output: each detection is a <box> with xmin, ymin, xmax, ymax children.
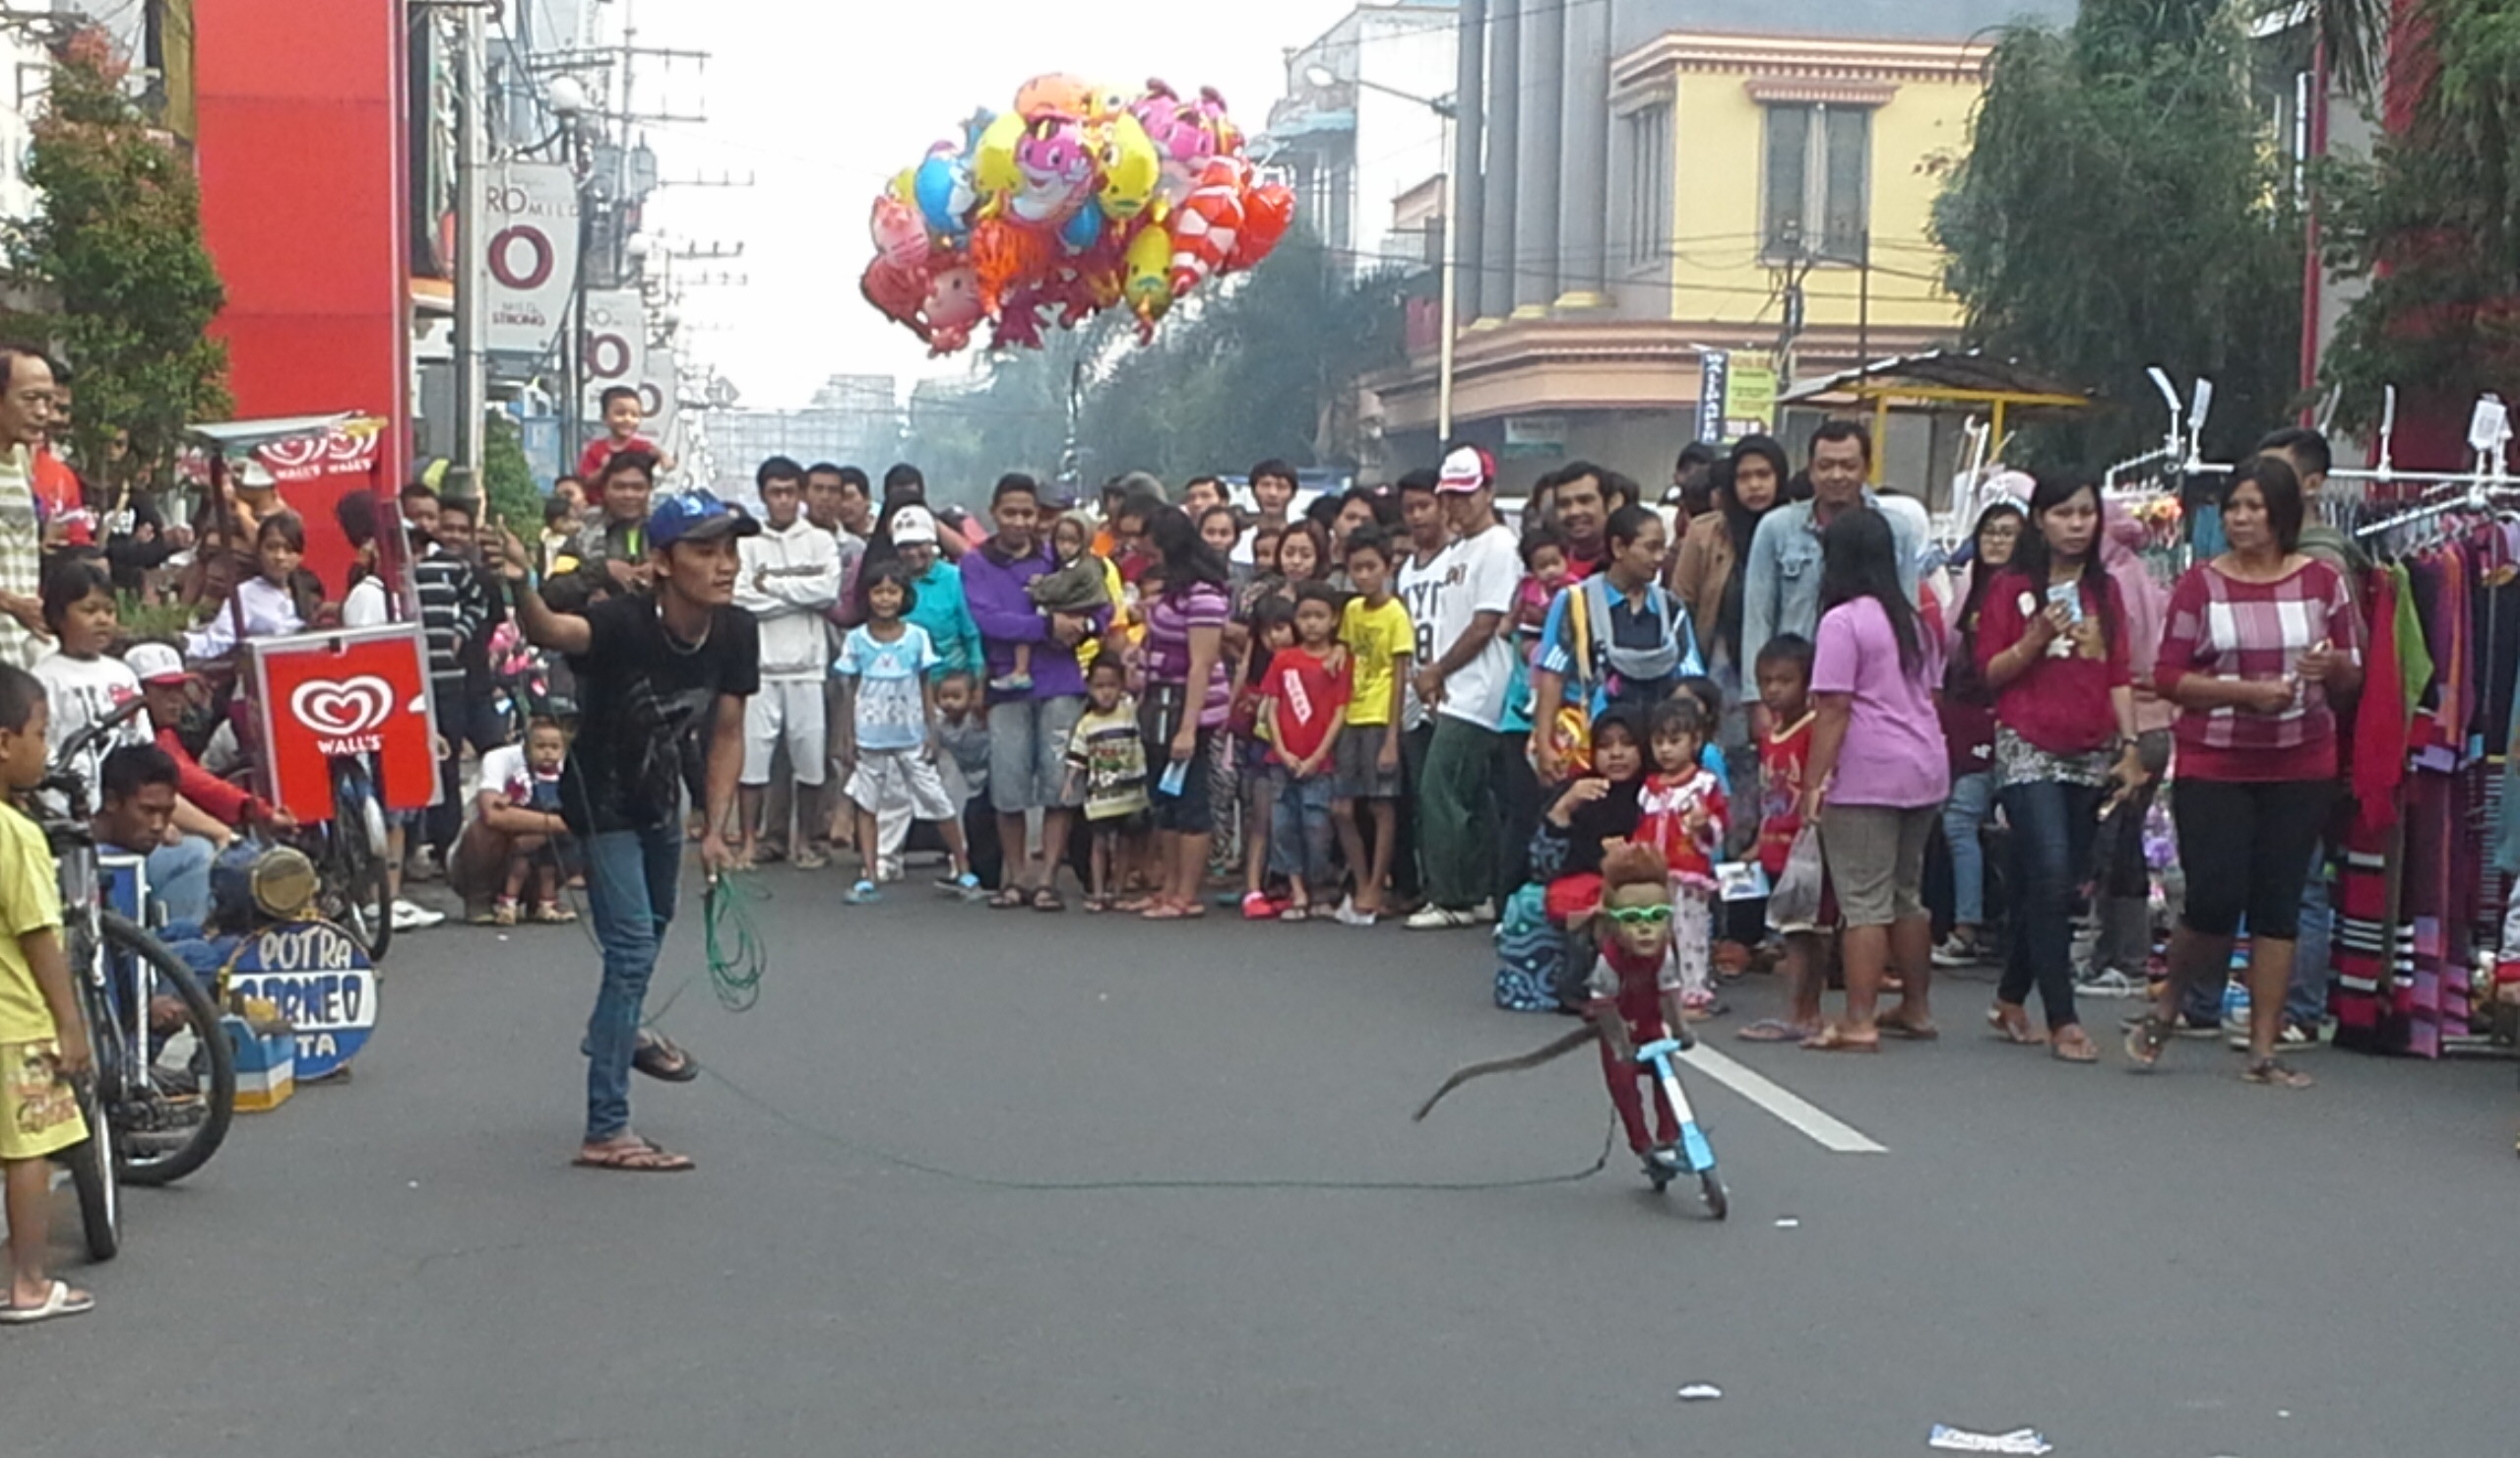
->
<box><xmin>1124</xmin><ymin>222</ymin><xmax>1174</xmax><ymax>322</ymax></box>
<box><xmin>973</xmin><ymin>111</ymin><xmax>1025</xmax><ymax>196</ymax></box>
<box><xmin>1099</xmin><ymin>112</ymin><xmax>1161</xmax><ymax>222</ymax></box>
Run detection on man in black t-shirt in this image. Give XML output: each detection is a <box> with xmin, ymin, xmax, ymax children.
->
<box><xmin>502</xmin><ymin>489</ymin><xmax>760</xmax><ymax>1173</ymax></box>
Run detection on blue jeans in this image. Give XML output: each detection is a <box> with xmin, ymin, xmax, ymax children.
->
<box><xmin>1269</xmin><ymin>772</ymin><xmax>1337</xmax><ymax>891</ymax></box>
<box><xmin>1941</xmin><ymin>771</ymin><xmax>1995</xmax><ymax>928</ymax></box>
<box><xmin>1997</xmin><ymin>778</ymin><xmax>2103</xmax><ymax>1030</ymax></box>
<box><xmin>143</xmin><ymin>835</ymin><xmax>217</xmax><ymax>927</ymax></box>
<box><xmin>580</xmin><ymin>822</ymin><xmax>682</xmax><ymax>1143</ymax></box>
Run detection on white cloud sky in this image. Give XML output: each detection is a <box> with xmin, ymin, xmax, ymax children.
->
<box><xmin>629</xmin><ymin>0</ymin><xmax>1363</xmax><ymax>410</ymax></box>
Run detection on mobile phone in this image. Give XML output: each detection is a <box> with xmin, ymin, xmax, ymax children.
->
<box><xmin>2045</xmin><ymin>581</ymin><xmax>2084</xmax><ymax>625</ymax></box>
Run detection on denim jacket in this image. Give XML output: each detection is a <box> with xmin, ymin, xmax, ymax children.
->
<box><xmin>1740</xmin><ymin>492</ymin><xmax>1922</xmax><ymax>664</ymax></box>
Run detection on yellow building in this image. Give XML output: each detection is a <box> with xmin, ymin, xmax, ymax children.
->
<box><xmin>1370</xmin><ymin>14</ymin><xmax>2030</xmax><ymax>495</ymax></box>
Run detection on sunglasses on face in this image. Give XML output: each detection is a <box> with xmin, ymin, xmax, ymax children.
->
<box><xmin>1604</xmin><ymin>904</ymin><xmax>1673</xmax><ymax>927</ymax></box>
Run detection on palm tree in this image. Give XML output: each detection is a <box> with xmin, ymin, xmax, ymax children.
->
<box><xmin>2263</xmin><ymin>0</ymin><xmax>2394</xmax><ymax>98</ymax></box>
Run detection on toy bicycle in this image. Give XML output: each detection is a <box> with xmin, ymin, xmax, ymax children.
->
<box><xmin>1635</xmin><ymin>1036</ymin><xmax>1727</xmax><ymax>1220</ymax></box>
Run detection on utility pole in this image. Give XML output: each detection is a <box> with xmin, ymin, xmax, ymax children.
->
<box><xmin>449</xmin><ymin>0</ymin><xmax>487</xmax><ymax>499</ymax></box>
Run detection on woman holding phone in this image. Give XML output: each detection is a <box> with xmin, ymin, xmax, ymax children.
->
<box><xmin>2130</xmin><ymin>454</ymin><xmax>2362</xmax><ymax>1087</ymax></box>
<box><xmin>1974</xmin><ymin>474</ymin><xmax>2147</xmax><ymax>1062</ymax></box>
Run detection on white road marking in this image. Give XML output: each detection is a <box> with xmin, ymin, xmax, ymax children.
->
<box><xmin>1677</xmin><ymin>1044</ymin><xmax>1889</xmax><ymax>1154</ymax></box>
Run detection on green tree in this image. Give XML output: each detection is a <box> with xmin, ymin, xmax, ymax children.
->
<box><xmin>4</xmin><ymin>27</ymin><xmax>228</xmax><ymax>486</ymax></box>
<box><xmin>2320</xmin><ymin>0</ymin><xmax>2520</xmax><ymax>431</ymax></box>
<box><xmin>480</xmin><ymin>411</ymin><xmax>541</xmax><ymax>534</ymax></box>
<box><xmin>1932</xmin><ymin>0</ymin><xmax>2302</xmax><ymax>466</ymax></box>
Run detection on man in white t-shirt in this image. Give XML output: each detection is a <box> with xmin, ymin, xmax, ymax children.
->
<box><xmin>1405</xmin><ymin>446</ymin><xmax>1520</xmax><ymax>929</ymax></box>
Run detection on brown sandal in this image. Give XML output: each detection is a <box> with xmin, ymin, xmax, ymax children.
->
<box><xmin>1800</xmin><ymin>1023</ymin><xmax>1880</xmax><ymax>1053</ymax></box>
<box><xmin>2240</xmin><ymin>1056</ymin><xmax>2313</xmax><ymax>1089</ymax></box>
<box><xmin>574</xmin><ymin>1137</ymin><xmax>694</xmax><ymax>1173</ymax></box>
<box><xmin>1986</xmin><ymin>1004</ymin><xmax>2043</xmax><ymax>1046</ymax></box>
<box><xmin>2049</xmin><ymin>1027</ymin><xmax>2100</xmax><ymax>1063</ymax></box>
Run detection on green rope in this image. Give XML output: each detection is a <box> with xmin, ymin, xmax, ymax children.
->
<box><xmin>702</xmin><ymin>870</ymin><xmax>770</xmax><ymax>1013</ymax></box>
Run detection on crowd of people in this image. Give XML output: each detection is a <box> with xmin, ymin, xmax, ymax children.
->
<box><xmin>0</xmin><ymin>343</ymin><xmax>2397</xmax><ymax>1266</ymax></box>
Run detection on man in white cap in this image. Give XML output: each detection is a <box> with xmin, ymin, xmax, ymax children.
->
<box><xmin>1405</xmin><ymin>446</ymin><xmax>1521</xmax><ymax>930</ymax></box>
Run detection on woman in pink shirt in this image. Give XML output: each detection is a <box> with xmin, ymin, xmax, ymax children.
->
<box><xmin>2130</xmin><ymin>455</ymin><xmax>2361</xmax><ymax>1088</ymax></box>
<box><xmin>1801</xmin><ymin>509</ymin><xmax>1948</xmax><ymax>1052</ymax></box>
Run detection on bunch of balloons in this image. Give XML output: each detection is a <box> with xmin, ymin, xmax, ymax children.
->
<box><xmin>862</xmin><ymin>75</ymin><xmax>1296</xmax><ymax>354</ymax></box>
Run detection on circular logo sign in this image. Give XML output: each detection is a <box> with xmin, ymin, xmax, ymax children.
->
<box><xmin>221</xmin><ymin>920</ymin><xmax>377</xmax><ymax>1081</ymax></box>
<box><xmin>488</xmin><ymin>224</ymin><xmax>554</xmax><ymax>289</ymax></box>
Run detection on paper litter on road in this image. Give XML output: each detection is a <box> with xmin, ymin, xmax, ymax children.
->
<box><xmin>1927</xmin><ymin>1425</ymin><xmax>2053</xmax><ymax>1455</ymax></box>
<box><xmin>1675</xmin><ymin>1384</ymin><xmax>1722</xmax><ymax>1402</ymax></box>
<box><xmin>1774</xmin><ymin>1218</ymin><xmax>1800</xmax><ymax>1229</ymax></box>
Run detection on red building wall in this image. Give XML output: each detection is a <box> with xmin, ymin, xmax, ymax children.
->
<box><xmin>192</xmin><ymin>0</ymin><xmax>409</xmax><ymax>588</ymax></box>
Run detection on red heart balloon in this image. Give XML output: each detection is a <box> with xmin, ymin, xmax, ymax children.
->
<box><xmin>1229</xmin><ymin>182</ymin><xmax>1293</xmax><ymax>272</ymax></box>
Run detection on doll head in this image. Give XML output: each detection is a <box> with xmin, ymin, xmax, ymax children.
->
<box><xmin>1596</xmin><ymin>842</ymin><xmax>1673</xmax><ymax>962</ymax></box>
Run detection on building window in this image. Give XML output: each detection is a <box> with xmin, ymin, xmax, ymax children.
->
<box><xmin>1625</xmin><ymin>103</ymin><xmax>1670</xmax><ymax>269</ymax></box>
<box><xmin>1762</xmin><ymin>103</ymin><xmax>1870</xmax><ymax>263</ymax></box>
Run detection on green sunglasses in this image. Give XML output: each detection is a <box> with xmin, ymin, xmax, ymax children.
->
<box><xmin>1604</xmin><ymin>904</ymin><xmax>1673</xmax><ymax>926</ymax></box>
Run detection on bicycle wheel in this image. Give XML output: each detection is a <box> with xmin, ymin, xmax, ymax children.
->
<box><xmin>99</xmin><ymin>912</ymin><xmax>234</xmax><ymax>1187</ymax></box>
<box><xmin>61</xmin><ymin>1077</ymin><xmax>119</xmax><ymax>1262</ymax></box>
<box><xmin>322</xmin><ymin>763</ymin><xmax>393</xmax><ymax>963</ymax></box>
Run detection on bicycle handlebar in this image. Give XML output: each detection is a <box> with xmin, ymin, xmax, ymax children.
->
<box><xmin>49</xmin><ymin>695</ymin><xmax>150</xmax><ymax>777</ymax></box>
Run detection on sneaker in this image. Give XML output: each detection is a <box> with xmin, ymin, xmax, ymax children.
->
<box><xmin>847</xmin><ymin>879</ymin><xmax>881</xmax><ymax>905</ymax></box>
<box><xmin>1332</xmin><ymin>896</ymin><xmax>1377</xmax><ymax>928</ymax></box>
<box><xmin>2075</xmin><ymin>968</ymin><xmax>2146</xmax><ymax>999</ymax></box>
<box><xmin>1471</xmin><ymin>899</ymin><xmax>1498</xmax><ymax>924</ymax></box>
<box><xmin>987</xmin><ymin>672</ymin><xmax>1034</xmax><ymax>696</ymax></box>
<box><xmin>1240</xmin><ymin>891</ymin><xmax>1281</xmax><ymax>921</ymax></box>
<box><xmin>792</xmin><ymin>847</ymin><xmax>830</xmax><ymax>871</ymax></box>
<box><xmin>390</xmin><ymin>899</ymin><xmax>445</xmax><ymax>931</ymax></box>
<box><xmin>2231</xmin><ymin>1021</ymin><xmax>2322</xmax><ymax>1051</ymax></box>
<box><xmin>1930</xmin><ymin>934</ymin><xmax>1983</xmax><ymax>968</ymax></box>
<box><xmin>1405</xmin><ymin>904</ymin><xmax>1476</xmax><ymax>930</ymax></box>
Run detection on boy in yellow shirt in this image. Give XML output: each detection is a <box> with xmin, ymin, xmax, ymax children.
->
<box><xmin>1332</xmin><ymin>528</ymin><xmax>1416</xmax><ymax>924</ymax></box>
<box><xmin>0</xmin><ymin>662</ymin><xmax>94</xmax><ymax>1323</ymax></box>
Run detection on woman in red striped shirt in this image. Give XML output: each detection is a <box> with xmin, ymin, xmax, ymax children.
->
<box><xmin>2128</xmin><ymin>455</ymin><xmax>2362</xmax><ymax>1087</ymax></box>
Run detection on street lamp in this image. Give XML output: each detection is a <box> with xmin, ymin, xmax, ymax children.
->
<box><xmin>1301</xmin><ymin>64</ymin><xmax>1459</xmax><ymax>443</ymax></box>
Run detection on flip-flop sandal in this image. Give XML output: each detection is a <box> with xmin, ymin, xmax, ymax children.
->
<box><xmin>1877</xmin><ymin>1018</ymin><xmax>1940</xmax><ymax>1041</ymax></box>
<box><xmin>632</xmin><ymin>1033</ymin><xmax>698</xmax><ymax>1084</ymax></box>
<box><xmin>1031</xmin><ymin>887</ymin><xmax>1066</xmax><ymax>914</ymax></box>
<box><xmin>0</xmin><ymin>1280</ymin><xmax>94</xmax><ymax>1324</ymax></box>
<box><xmin>2049</xmin><ymin>1030</ymin><xmax>2101</xmax><ymax>1063</ymax></box>
<box><xmin>1800</xmin><ymin>1025</ymin><xmax>1880</xmax><ymax>1053</ymax></box>
<box><xmin>1140</xmin><ymin>901</ymin><xmax>1190</xmax><ymax>920</ymax></box>
<box><xmin>1985</xmin><ymin>1005</ymin><xmax>2043</xmax><ymax>1046</ymax></box>
<box><xmin>988</xmin><ymin>886</ymin><xmax>1027</xmax><ymax>910</ymax></box>
<box><xmin>573</xmin><ymin>1139</ymin><xmax>695</xmax><ymax>1173</ymax></box>
<box><xmin>2124</xmin><ymin>1014</ymin><xmax>2173</xmax><ymax>1071</ymax></box>
<box><xmin>1735</xmin><ymin>1018</ymin><xmax>1813</xmax><ymax>1044</ymax></box>
<box><xmin>2239</xmin><ymin>1056</ymin><xmax>2313</xmax><ymax>1089</ymax></box>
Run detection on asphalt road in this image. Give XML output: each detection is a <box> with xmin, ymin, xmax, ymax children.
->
<box><xmin>12</xmin><ymin>868</ymin><xmax>2518</xmax><ymax>1458</ymax></box>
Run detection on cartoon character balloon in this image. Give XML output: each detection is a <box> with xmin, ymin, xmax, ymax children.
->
<box><xmin>864</xmin><ymin>77</ymin><xmax>1291</xmax><ymax>353</ymax></box>
<box><xmin>1009</xmin><ymin>115</ymin><xmax>1094</xmax><ymax>227</ymax></box>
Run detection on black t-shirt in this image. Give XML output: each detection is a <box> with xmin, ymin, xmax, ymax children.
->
<box><xmin>561</xmin><ymin>594</ymin><xmax>759</xmax><ymax>835</ymax></box>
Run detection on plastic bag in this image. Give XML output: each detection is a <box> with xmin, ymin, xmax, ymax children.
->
<box><xmin>1766</xmin><ymin>826</ymin><xmax>1825</xmax><ymax>930</ymax></box>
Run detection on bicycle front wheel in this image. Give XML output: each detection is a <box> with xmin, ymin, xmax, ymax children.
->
<box><xmin>323</xmin><ymin>764</ymin><xmax>393</xmax><ymax>963</ymax></box>
<box><xmin>62</xmin><ymin>1078</ymin><xmax>119</xmax><ymax>1261</ymax></box>
<box><xmin>99</xmin><ymin>912</ymin><xmax>234</xmax><ymax>1187</ymax></box>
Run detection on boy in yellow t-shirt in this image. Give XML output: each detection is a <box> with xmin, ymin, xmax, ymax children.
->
<box><xmin>1332</xmin><ymin>529</ymin><xmax>1416</xmax><ymax>924</ymax></box>
<box><xmin>0</xmin><ymin>663</ymin><xmax>94</xmax><ymax>1323</ymax></box>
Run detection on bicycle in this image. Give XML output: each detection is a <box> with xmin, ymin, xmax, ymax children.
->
<box><xmin>36</xmin><ymin>698</ymin><xmax>237</xmax><ymax>1261</ymax></box>
<box><xmin>294</xmin><ymin>757</ymin><xmax>392</xmax><ymax>963</ymax></box>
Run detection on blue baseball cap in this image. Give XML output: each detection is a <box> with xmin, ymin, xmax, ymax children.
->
<box><xmin>647</xmin><ymin>489</ymin><xmax>762</xmax><ymax>548</ymax></box>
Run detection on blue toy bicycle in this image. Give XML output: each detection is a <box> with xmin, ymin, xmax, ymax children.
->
<box><xmin>1636</xmin><ymin>1037</ymin><xmax>1728</xmax><ymax>1220</ymax></box>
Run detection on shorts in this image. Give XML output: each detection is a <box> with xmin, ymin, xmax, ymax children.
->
<box><xmin>1333</xmin><ymin>725</ymin><xmax>1404</xmax><ymax>800</ymax></box>
<box><xmin>1148</xmin><ymin>728</ymin><xmax>1217</xmax><ymax>834</ymax></box>
<box><xmin>846</xmin><ymin>747</ymin><xmax>958</xmax><ymax>824</ymax></box>
<box><xmin>1</xmin><ymin>1039</ymin><xmax>88</xmax><ymax>1161</ymax></box>
<box><xmin>742</xmin><ymin>679</ymin><xmax>828</xmax><ymax>788</ymax></box>
<box><xmin>1817</xmin><ymin>802</ymin><xmax>1938</xmax><ymax>929</ymax></box>
<box><xmin>987</xmin><ymin>695</ymin><xmax>1086</xmax><ymax>812</ymax></box>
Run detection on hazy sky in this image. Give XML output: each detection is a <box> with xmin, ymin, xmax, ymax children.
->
<box><xmin>629</xmin><ymin>0</ymin><xmax>1364</xmax><ymax>409</ymax></box>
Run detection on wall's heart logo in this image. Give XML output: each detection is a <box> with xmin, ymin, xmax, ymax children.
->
<box><xmin>290</xmin><ymin>676</ymin><xmax>396</xmax><ymax>736</ymax></box>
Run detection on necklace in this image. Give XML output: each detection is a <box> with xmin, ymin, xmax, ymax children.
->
<box><xmin>659</xmin><ymin>601</ymin><xmax>711</xmax><ymax>656</ymax></box>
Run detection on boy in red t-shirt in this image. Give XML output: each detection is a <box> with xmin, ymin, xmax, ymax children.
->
<box><xmin>1742</xmin><ymin>633</ymin><xmax>1830</xmax><ymax>1044</ymax></box>
<box><xmin>1263</xmin><ymin>585</ymin><xmax>1352</xmax><ymax>919</ymax></box>
<box><xmin>575</xmin><ymin>387</ymin><xmax>672</xmax><ymax>504</ymax></box>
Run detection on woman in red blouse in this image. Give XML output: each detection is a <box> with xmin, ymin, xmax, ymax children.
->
<box><xmin>1976</xmin><ymin>475</ymin><xmax>2147</xmax><ymax>1062</ymax></box>
<box><xmin>2128</xmin><ymin>455</ymin><xmax>2362</xmax><ymax>1087</ymax></box>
